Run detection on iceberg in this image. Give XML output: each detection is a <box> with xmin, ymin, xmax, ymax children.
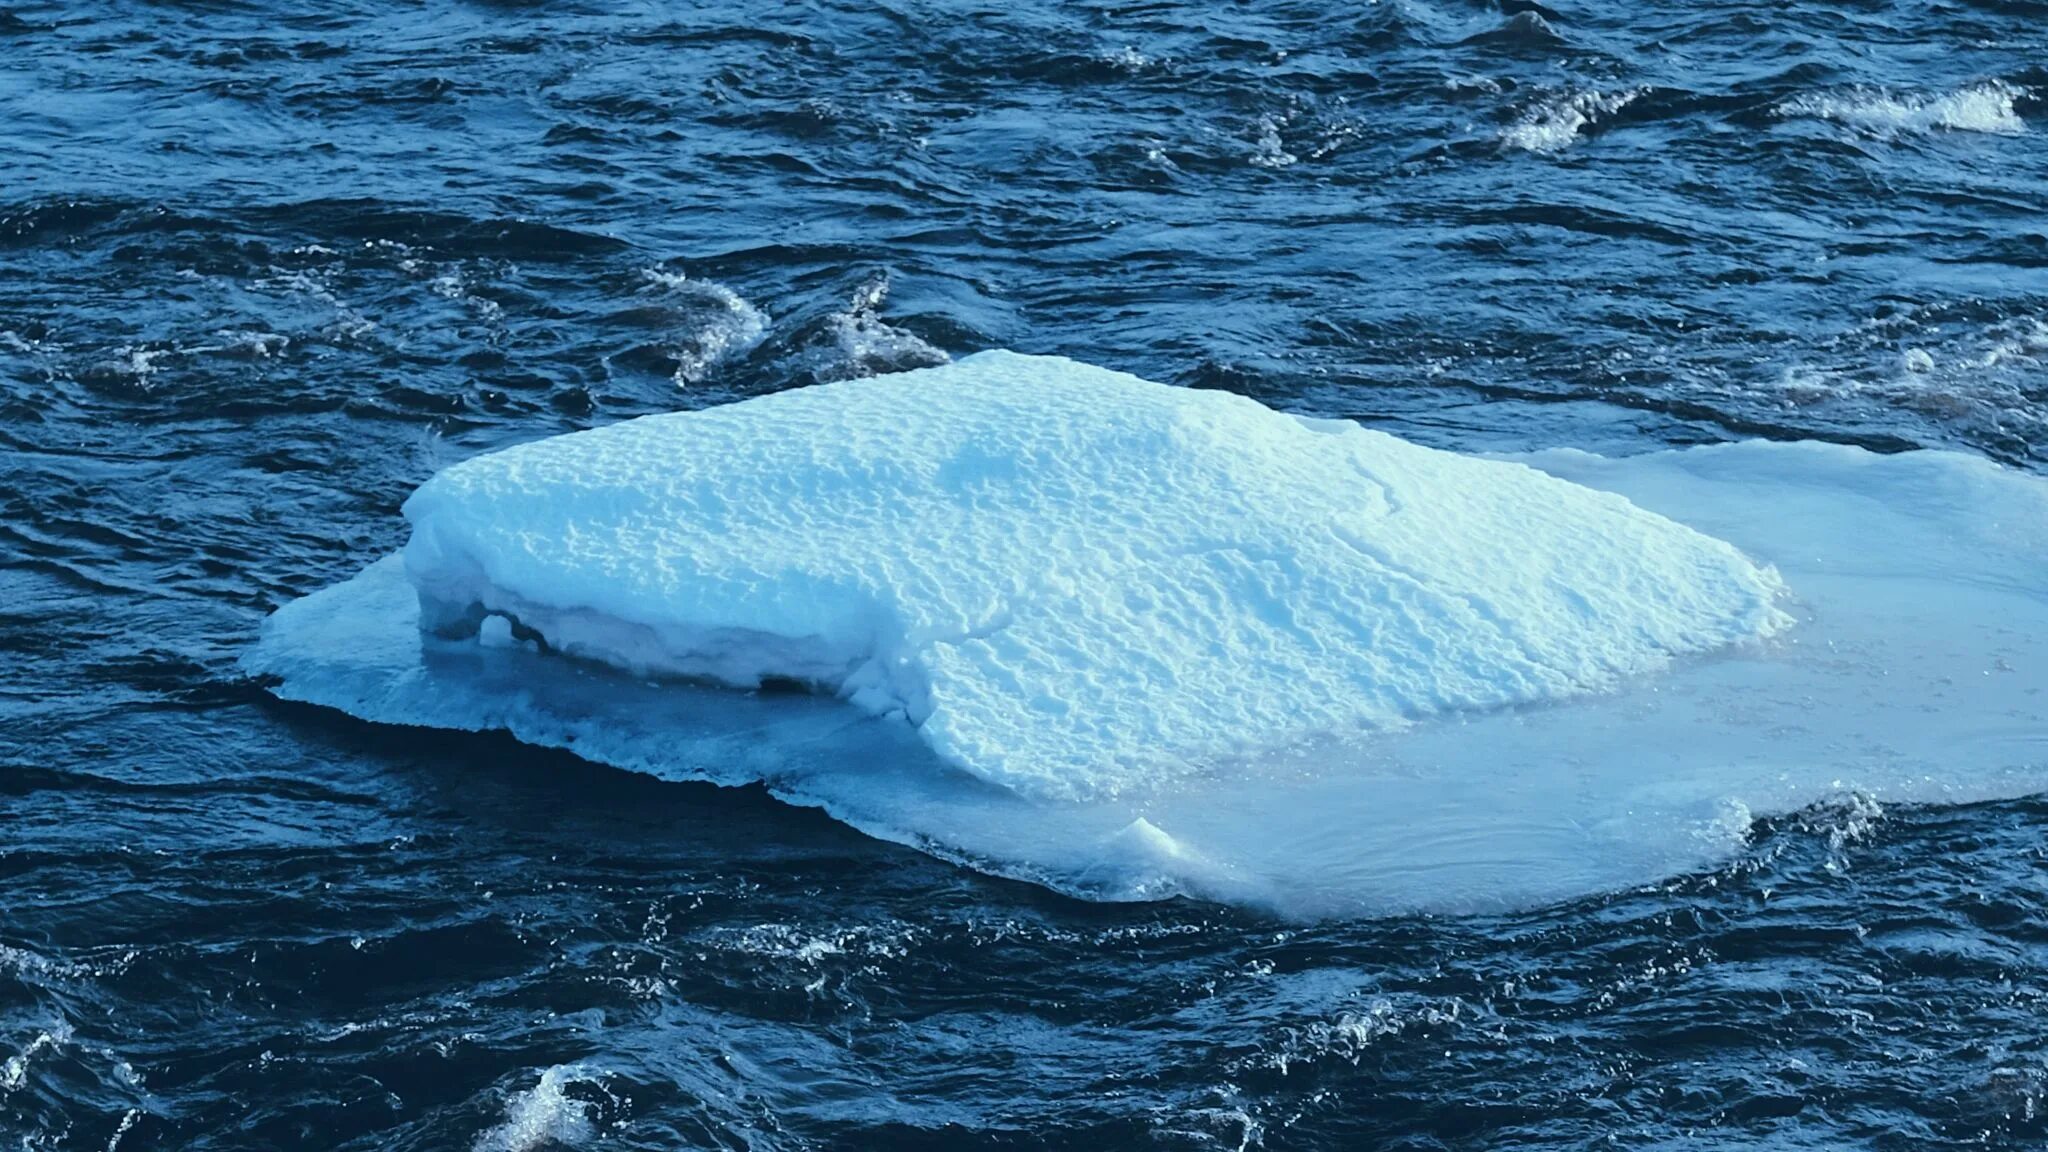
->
<box><xmin>248</xmin><ymin>352</ymin><xmax>2048</xmax><ymax>916</ymax></box>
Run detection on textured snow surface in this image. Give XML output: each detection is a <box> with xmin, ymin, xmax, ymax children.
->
<box><xmin>398</xmin><ymin>351</ymin><xmax>1788</xmax><ymax>799</ymax></box>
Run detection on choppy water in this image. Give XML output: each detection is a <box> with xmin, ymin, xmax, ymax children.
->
<box><xmin>4</xmin><ymin>1</ymin><xmax>2046</xmax><ymax>1148</ymax></box>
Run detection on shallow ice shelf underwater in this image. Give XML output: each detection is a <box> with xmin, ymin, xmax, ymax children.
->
<box><xmin>248</xmin><ymin>352</ymin><xmax>2048</xmax><ymax>918</ymax></box>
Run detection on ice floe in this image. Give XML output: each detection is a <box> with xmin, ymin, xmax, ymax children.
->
<box><xmin>248</xmin><ymin>354</ymin><xmax>2048</xmax><ymax>917</ymax></box>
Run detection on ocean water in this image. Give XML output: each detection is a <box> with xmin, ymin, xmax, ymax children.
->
<box><xmin>3</xmin><ymin>2</ymin><xmax>2046</xmax><ymax>1149</ymax></box>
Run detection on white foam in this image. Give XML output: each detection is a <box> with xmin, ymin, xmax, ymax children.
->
<box><xmin>473</xmin><ymin>1065</ymin><xmax>604</xmax><ymax>1152</ymax></box>
<box><xmin>1756</xmin><ymin>311</ymin><xmax>2048</xmax><ymax>452</ymax></box>
<box><xmin>249</xmin><ymin>356</ymin><xmax>2048</xmax><ymax>918</ymax></box>
<box><xmin>1</xmin><ymin>1023</ymin><xmax>71</xmax><ymax>1094</ymax></box>
<box><xmin>1779</xmin><ymin>81</ymin><xmax>2029</xmax><ymax>136</ymax></box>
<box><xmin>1500</xmin><ymin>89</ymin><xmax>1642</xmax><ymax>154</ymax></box>
<box><xmin>1248</xmin><ymin>114</ymin><xmax>1299</xmax><ymax>168</ymax></box>
<box><xmin>391</xmin><ymin>352</ymin><xmax>1786</xmax><ymax>800</ymax></box>
<box><xmin>1975</xmin><ymin>317</ymin><xmax>2048</xmax><ymax>369</ymax></box>
<box><xmin>1101</xmin><ymin>46</ymin><xmax>1155</xmax><ymax>72</ymax></box>
<box><xmin>639</xmin><ymin>268</ymin><xmax>768</xmax><ymax>384</ymax></box>
<box><xmin>811</xmin><ymin>276</ymin><xmax>948</xmax><ymax>382</ymax></box>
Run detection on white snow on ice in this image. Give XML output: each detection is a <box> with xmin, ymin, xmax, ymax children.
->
<box><xmin>247</xmin><ymin>353</ymin><xmax>2048</xmax><ymax>917</ymax></box>
<box><xmin>395</xmin><ymin>351</ymin><xmax>1788</xmax><ymax>800</ymax></box>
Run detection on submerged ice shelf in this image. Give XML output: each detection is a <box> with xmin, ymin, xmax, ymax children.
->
<box><xmin>248</xmin><ymin>353</ymin><xmax>2048</xmax><ymax>916</ymax></box>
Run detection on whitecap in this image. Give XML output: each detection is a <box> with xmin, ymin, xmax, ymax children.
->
<box><xmin>1248</xmin><ymin>114</ymin><xmax>1298</xmax><ymax>168</ymax></box>
<box><xmin>639</xmin><ymin>268</ymin><xmax>769</xmax><ymax>384</ymax></box>
<box><xmin>809</xmin><ymin>275</ymin><xmax>948</xmax><ymax>382</ymax></box>
<box><xmin>105</xmin><ymin>1108</ymin><xmax>143</xmax><ymax>1152</ymax></box>
<box><xmin>473</xmin><ymin>1065</ymin><xmax>607</xmax><ymax>1152</ymax></box>
<box><xmin>77</xmin><ymin>345</ymin><xmax>174</xmax><ymax>386</ymax></box>
<box><xmin>0</xmin><ymin>329</ymin><xmax>50</xmax><ymax>354</ymax></box>
<box><xmin>1499</xmin><ymin>89</ymin><xmax>1643</xmax><ymax>154</ymax></box>
<box><xmin>255</xmin><ymin>267</ymin><xmax>378</xmax><ymax>342</ymax></box>
<box><xmin>1755</xmin><ymin>312</ymin><xmax>2048</xmax><ymax>452</ymax></box>
<box><xmin>1</xmin><ymin>1023</ymin><xmax>72</xmax><ymax>1094</ymax></box>
<box><xmin>1101</xmin><ymin>45</ymin><xmax>1155</xmax><ymax>72</ymax></box>
<box><xmin>427</xmin><ymin>267</ymin><xmax>504</xmax><ymax>321</ymax></box>
<box><xmin>1779</xmin><ymin>81</ymin><xmax>2029</xmax><ymax>136</ymax></box>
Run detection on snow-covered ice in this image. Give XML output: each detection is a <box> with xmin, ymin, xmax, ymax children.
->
<box><xmin>247</xmin><ymin>353</ymin><xmax>2048</xmax><ymax>917</ymax></box>
<box><xmin>396</xmin><ymin>351</ymin><xmax>1788</xmax><ymax>799</ymax></box>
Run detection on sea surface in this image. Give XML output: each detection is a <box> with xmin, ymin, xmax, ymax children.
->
<box><xmin>4</xmin><ymin>1</ymin><xmax>2047</xmax><ymax>1148</ymax></box>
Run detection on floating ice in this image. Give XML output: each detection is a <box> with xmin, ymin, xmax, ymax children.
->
<box><xmin>249</xmin><ymin>353</ymin><xmax>2048</xmax><ymax>917</ymax></box>
<box><xmin>392</xmin><ymin>351</ymin><xmax>1786</xmax><ymax>799</ymax></box>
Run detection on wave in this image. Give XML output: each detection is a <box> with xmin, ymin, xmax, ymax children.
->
<box><xmin>473</xmin><ymin>1065</ymin><xmax>612</xmax><ymax>1152</ymax></box>
<box><xmin>1778</xmin><ymin>81</ymin><xmax>2030</xmax><ymax>135</ymax></box>
<box><xmin>637</xmin><ymin>268</ymin><xmax>769</xmax><ymax>385</ymax></box>
<box><xmin>808</xmin><ymin>275</ymin><xmax>949</xmax><ymax>382</ymax></box>
<box><xmin>1499</xmin><ymin>89</ymin><xmax>1644</xmax><ymax>153</ymax></box>
<box><xmin>1249</xmin><ymin>114</ymin><xmax>1298</xmax><ymax>168</ymax></box>
<box><xmin>1460</xmin><ymin>10</ymin><xmax>1572</xmax><ymax>52</ymax></box>
<box><xmin>1745</xmin><ymin>309</ymin><xmax>2048</xmax><ymax>461</ymax></box>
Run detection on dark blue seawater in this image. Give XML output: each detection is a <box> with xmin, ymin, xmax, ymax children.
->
<box><xmin>4</xmin><ymin>2</ymin><xmax>2047</xmax><ymax>1148</ymax></box>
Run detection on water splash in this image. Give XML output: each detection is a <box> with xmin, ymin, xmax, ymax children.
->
<box><xmin>811</xmin><ymin>275</ymin><xmax>949</xmax><ymax>382</ymax></box>
<box><xmin>472</xmin><ymin>1065</ymin><xmax>608</xmax><ymax>1152</ymax></box>
<box><xmin>639</xmin><ymin>269</ymin><xmax>770</xmax><ymax>385</ymax></box>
